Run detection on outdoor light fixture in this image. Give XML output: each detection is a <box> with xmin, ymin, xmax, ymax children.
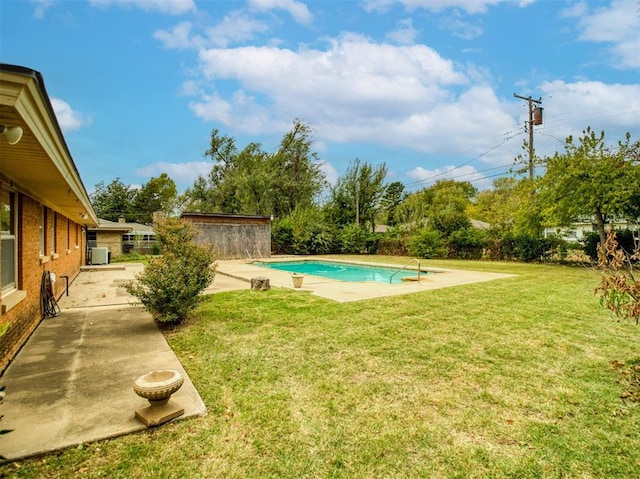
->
<box><xmin>0</xmin><ymin>124</ymin><xmax>24</xmax><ymax>145</ymax></box>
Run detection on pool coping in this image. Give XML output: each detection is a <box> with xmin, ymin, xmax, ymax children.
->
<box><xmin>214</xmin><ymin>257</ymin><xmax>516</xmax><ymax>303</ymax></box>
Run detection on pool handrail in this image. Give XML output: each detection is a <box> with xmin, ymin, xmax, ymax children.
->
<box><xmin>389</xmin><ymin>258</ymin><xmax>421</xmax><ymax>284</ymax></box>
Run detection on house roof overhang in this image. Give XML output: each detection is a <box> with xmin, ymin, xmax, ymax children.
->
<box><xmin>0</xmin><ymin>64</ymin><xmax>97</xmax><ymax>227</ymax></box>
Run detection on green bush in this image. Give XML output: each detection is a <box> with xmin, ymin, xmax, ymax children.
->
<box><xmin>377</xmin><ymin>226</ymin><xmax>408</xmax><ymax>256</ymax></box>
<box><xmin>271</xmin><ymin>218</ymin><xmax>294</xmax><ymax>254</ymax></box>
<box><xmin>501</xmin><ymin>233</ymin><xmax>553</xmax><ymax>262</ymax></box>
<box><xmin>406</xmin><ymin>228</ymin><xmax>445</xmax><ymax>259</ymax></box>
<box><xmin>338</xmin><ymin>224</ymin><xmax>378</xmax><ymax>254</ymax></box>
<box><xmin>125</xmin><ymin>219</ymin><xmax>216</xmax><ymax>325</ymax></box>
<box><xmin>446</xmin><ymin>227</ymin><xmax>488</xmax><ymax>259</ymax></box>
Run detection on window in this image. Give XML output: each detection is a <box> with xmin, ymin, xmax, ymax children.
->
<box><xmin>39</xmin><ymin>206</ymin><xmax>45</xmax><ymax>255</ymax></box>
<box><xmin>1</xmin><ymin>190</ymin><xmax>17</xmax><ymax>294</ymax></box>
<box><xmin>52</xmin><ymin>212</ymin><xmax>57</xmax><ymax>254</ymax></box>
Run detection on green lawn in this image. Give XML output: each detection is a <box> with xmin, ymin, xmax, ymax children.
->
<box><xmin>5</xmin><ymin>258</ymin><xmax>640</xmax><ymax>478</ymax></box>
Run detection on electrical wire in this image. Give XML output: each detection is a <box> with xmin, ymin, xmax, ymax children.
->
<box><xmin>404</xmin><ymin>131</ymin><xmax>522</xmax><ymax>188</ymax></box>
<box><xmin>40</xmin><ymin>271</ymin><xmax>61</xmax><ymax>319</ymax></box>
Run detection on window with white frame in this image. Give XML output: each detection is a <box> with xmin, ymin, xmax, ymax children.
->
<box><xmin>1</xmin><ymin>189</ymin><xmax>17</xmax><ymax>294</ymax></box>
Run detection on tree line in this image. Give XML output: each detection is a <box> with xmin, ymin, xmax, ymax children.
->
<box><xmin>91</xmin><ymin>121</ymin><xmax>640</xmax><ymax>262</ymax></box>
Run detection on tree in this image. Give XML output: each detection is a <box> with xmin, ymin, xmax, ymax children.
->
<box><xmin>425</xmin><ymin>179</ymin><xmax>475</xmax><ymax>236</ymax></box>
<box><xmin>132</xmin><ymin>173</ymin><xmax>178</xmax><ymax>224</ymax></box>
<box><xmin>269</xmin><ymin>119</ymin><xmax>327</xmax><ymax>217</ymax></box>
<box><xmin>324</xmin><ymin>159</ymin><xmax>387</xmax><ymax>232</ymax></box>
<box><xmin>379</xmin><ymin>181</ymin><xmax>407</xmax><ymax>226</ymax></box>
<box><xmin>90</xmin><ymin>178</ymin><xmax>136</xmax><ymax>222</ymax></box>
<box><xmin>468</xmin><ymin>177</ymin><xmax>519</xmax><ymax>232</ymax></box>
<box><xmin>182</xmin><ymin>120</ymin><xmax>326</xmax><ymax>217</ymax></box>
<box><xmin>395</xmin><ymin>180</ymin><xmax>475</xmax><ymax>236</ymax></box>
<box><xmin>538</xmin><ymin>128</ymin><xmax>640</xmax><ymax>247</ymax></box>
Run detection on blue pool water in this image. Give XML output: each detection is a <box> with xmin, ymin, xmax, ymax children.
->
<box><xmin>255</xmin><ymin>260</ymin><xmax>422</xmax><ymax>284</ymax></box>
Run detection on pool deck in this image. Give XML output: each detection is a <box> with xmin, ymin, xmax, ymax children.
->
<box><xmin>214</xmin><ymin>257</ymin><xmax>516</xmax><ymax>303</ymax></box>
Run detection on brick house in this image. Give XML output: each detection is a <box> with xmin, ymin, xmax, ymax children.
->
<box><xmin>87</xmin><ymin>218</ymin><xmax>157</xmax><ymax>261</ymax></box>
<box><xmin>0</xmin><ymin>64</ymin><xmax>97</xmax><ymax>372</ymax></box>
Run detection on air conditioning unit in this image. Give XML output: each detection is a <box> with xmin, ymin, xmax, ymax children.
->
<box><xmin>91</xmin><ymin>247</ymin><xmax>109</xmax><ymax>265</ymax></box>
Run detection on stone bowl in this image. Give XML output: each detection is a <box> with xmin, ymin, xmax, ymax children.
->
<box><xmin>133</xmin><ymin>370</ymin><xmax>184</xmax><ymax>406</ymax></box>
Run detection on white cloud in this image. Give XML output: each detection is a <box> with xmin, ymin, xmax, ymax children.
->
<box><xmin>51</xmin><ymin>98</ymin><xmax>92</xmax><ymax>132</ymax></box>
<box><xmin>154</xmin><ymin>21</ymin><xmax>198</xmax><ymax>49</ymax></box>
<box><xmin>532</xmin><ymin>80</ymin><xmax>640</xmax><ymax>156</ymax></box>
<box><xmin>361</xmin><ymin>0</ymin><xmax>513</xmax><ymax>15</ymax></box>
<box><xmin>188</xmin><ymin>35</ymin><xmax>527</xmax><ymax>165</ymax></box>
<box><xmin>248</xmin><ymin>0</ymin><xmax>313</xmax><ymax>25</ymax></box>
<box><xmin>31</xmin><ymin>0</ymin><xmax>55</xmax><ymax>19</ymax></box>
<box><xmin>205</xmin><ymin>11</ymin><xmax>270</xmax><ymax>47</ymax></box>
<box><xmin>573</xmin><ymin>0</ymin><xmax>640</xmax><ymax>69</ymax></box>
<box><xmin>318</xmin><ymin>160</ymin><xmax>339</xmax><ymax>186</ymax></box>
<box><xmin>135</xmin><ymin>161</ymin><xmax>211</xmax><ymax>186</ymax></box>
<box><xmin>88</xmin><ymin>0</ymin><xmax>196</xmax><ymax>15</ymax></box>
<box><xmin>439</xmin><ymin>14</ymin><xmax>484</xmax><ymax>39</ymax></box>
<box><xmin>560</xmin><ymin>1</ymin><xmax>588</xmax><ymax>18</ymax></box>
<box><xmin>386</xmin><ymin>18</ymin><xmax>419</xmax><ymax>45</ymax></box>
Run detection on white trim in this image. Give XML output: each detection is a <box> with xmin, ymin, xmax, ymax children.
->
<box><xmin>1</xmin><ymin>289</ymin><xmax>26</xmax><ymax>314</ymax></box>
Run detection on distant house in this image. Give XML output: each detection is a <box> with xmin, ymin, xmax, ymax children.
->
<box><xmin>87</xmin><ymin>218</ymin><xmax>157</xmax><ymax>261</ymax></box>
<box><xmin>543</xmin><ymin>220</ymin><xmax>638</xmax><ymax>243</ymax></box>
<box><xmin>180</xmin><ymin>212</ymin><xmax>271</xmax><ymax>259</ymax></box>
<box><xmin>0</xmin><ymin>64</ymin><xmax>98</xmax><ymax>371</ymax></box>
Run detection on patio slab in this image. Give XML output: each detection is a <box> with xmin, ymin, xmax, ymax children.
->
<box><xmin>0</xmin><ymin>265</ymin><xmax>207</xmax><ymax>462</ymax></box>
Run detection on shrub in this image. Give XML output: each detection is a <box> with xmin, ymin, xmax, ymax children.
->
<box><xmin>377</xmin><ymin>226</ymin><xmax>408</xmax><ymax>256</ymax></box>
<box><xmin>338</xmin><ymin>224</ymin><xmax>378</xmax><ymax>254</ymax></box>
<box><xmin>446</xmin><ymin>227</ymin><xmax>488</xmax><ymax>259</ymax></box>
<box><xmin>500</xmin><ymin>233</ymin><xmax>553</xmax><ymax>262</ymax></box>
<box><xmin>406</xmin><ymin>228</ymin><xmax>445</xmax><ymax>259</ymax></box>
<box><xmin>583</xmin><ymin>229</ymin><xmax>637</xmax><ymax>263</ymax></box>
<box><xmin>125</xmin><ymin>219</ymin><xmax>216</xmax><ymax>325</ymax></box>
<box><xmin>272</xmin><ymin>218</ymin><xmax>294</xmax><ymax>254</ymax></box>
<box><xmin>595</xmin><ymin>229</ymin><xmax>640</xmax><ymax>325</ymax></box>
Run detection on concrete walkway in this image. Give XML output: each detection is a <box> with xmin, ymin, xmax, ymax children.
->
<box><xmin>0</xmin><ymin>264</ymin><xmax>245</xmax><ymax>462</ymax></box>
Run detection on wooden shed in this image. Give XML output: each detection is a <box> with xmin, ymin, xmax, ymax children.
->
<box><xmin>180</xmin><ymin>212</ymin><xmax>271</xmax><ymax>260</ymax></box>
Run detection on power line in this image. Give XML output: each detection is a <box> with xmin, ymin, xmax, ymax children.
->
<box><xmin>404</xmin><ymin>131</ymin><xmax>522</xmax><ymax>188</ymax></box>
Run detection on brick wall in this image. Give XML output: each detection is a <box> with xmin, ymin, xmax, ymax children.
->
<box><xmin>0</xmin><ymin>193</ymin><xmax>86</xmax><ymax>373</ymax></box>
<box><xmin>95</xmin><ymin>231</ymin><xmax>123</xmax><ymax>258</ymax></box>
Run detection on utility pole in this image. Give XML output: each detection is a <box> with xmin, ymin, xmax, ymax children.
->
<box><xmin>514</xmin><ymin>93</ymin><xmax>543</xmax><ymax>180</ymax></box>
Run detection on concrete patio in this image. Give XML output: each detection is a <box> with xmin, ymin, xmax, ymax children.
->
<box><xmin>0</xmin><ymin>264</ymin><xmax>248</xmax><ymax>462</ymax></box>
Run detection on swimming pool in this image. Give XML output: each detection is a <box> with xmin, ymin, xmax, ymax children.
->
<box><xmin>255</xmin><ymin>260</ymin><xmax>423</xmax><ymax>284</ymax></box>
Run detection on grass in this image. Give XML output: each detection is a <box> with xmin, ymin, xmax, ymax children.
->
<box><xmin>4</xmin><ymin>257</ymin><xmax>640</xmax><ymax>478</ymax></box>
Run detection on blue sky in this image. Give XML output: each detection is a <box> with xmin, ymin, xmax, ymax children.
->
<box><xmin>1</xmin><ymin>0</ymin><xmax>638</xmax><ymax>194</ymax></box>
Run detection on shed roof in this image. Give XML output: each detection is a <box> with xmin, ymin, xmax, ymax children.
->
<box><xmin>181</xmin><ymin>212</ymin><xmax>271</xmax><ymax>221</ymax></box>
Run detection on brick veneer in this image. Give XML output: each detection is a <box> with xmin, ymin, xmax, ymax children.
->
<box><xmin>0</xmin><ymin>193</ymin><xmax>86</xmax><ymax>373</ymax></box>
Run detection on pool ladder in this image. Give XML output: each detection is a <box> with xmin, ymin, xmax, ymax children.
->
<box><xmin>246</xmin><ymin>249</ymin><xmax>264</xmax><ymax>261</ymax></box>
<box><xmin>389</xmin><ymin>258</ymin><xmax>421</xmax><ymax>284</ymax></box>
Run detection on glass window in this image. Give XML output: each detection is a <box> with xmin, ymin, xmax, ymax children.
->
<box><xmin>39</xmin><ymin>206</ymin><xmax>45</xmax><ymax>255</ymax></box>
<box><xmin>1</xmin><ymin>190</ymin><xmax>17</xmax><ymax>293</ymax></box>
